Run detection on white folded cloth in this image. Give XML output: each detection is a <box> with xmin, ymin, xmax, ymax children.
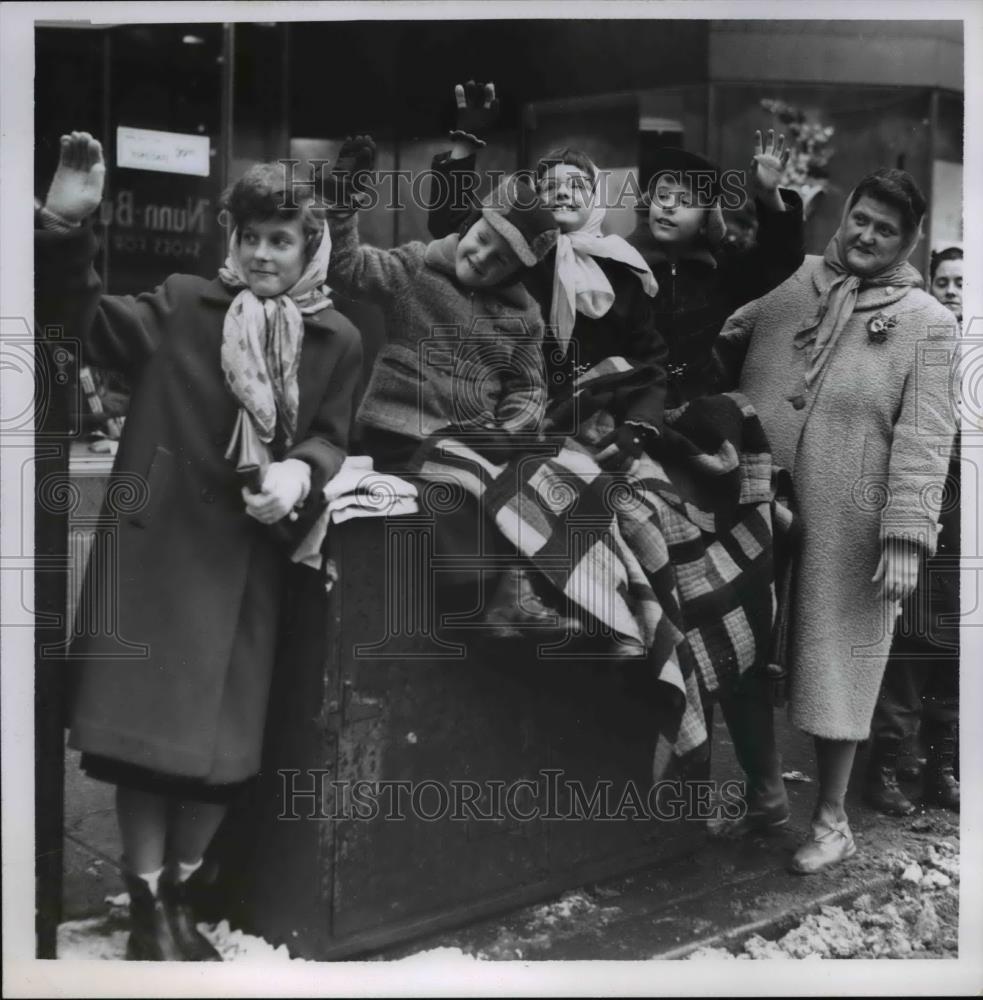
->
<box><xmin>291</xmin><ymin>455</ymin><xmax>419</xmax><ymax>570</ymax></box>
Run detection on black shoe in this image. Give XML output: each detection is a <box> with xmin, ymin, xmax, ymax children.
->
<box><xmin>123</xmin><ymin>872</ymin><xmax>185</xmax><ymax>961</ymax></box>
<box><xmin>160</xmin><ymin>870</ymin><xmax>222</xmax><ymax>961</ymax></box>
<box><xmin>922</xmin><ymin>723</ymin><xmax>960</xmax><ymax>812</ymax></box>
<box><xmin>862</xmin><ymin>738</ymin><xmax>916</xmax><ymax>817</ymax></box>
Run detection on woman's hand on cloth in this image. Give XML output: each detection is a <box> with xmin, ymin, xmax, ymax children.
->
<box><xmin>450</xmin><ymin>80</ymin><xmax>499</xmax><ymax>153</ymax></box>
<box><xmin>872</xmin><ymin>537</ymin><xmax>922</xmax><ymax>604</ymax></box>
<box><xmin>323</xmin><ymin>135</ymin><xmax>376</xmax><ymax>210</ymax></box>
<box><xmin>750</xmin><ymin>129</ymin><xmax>789</xmax><ymax>212</ymax></box>
<box><xmin>241</xmin><ymin>459</ymin><xmax>311</xmax><ymax>524</ymax></box>
<box><xmin>45</xmin><ymin>131</ymin><xmax>106</xmax><ymax>223</ymax></box>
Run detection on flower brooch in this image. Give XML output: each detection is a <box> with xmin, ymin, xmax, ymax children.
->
<box><xmin>867</xmin><ymin>311</ymin><xmax>899</xmax><ymax>344</ymax></box>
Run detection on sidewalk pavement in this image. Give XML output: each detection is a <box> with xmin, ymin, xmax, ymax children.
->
<box><xmin>59</xmin><ymin>708</ymin><xmax>957</xmax><ymax>960</ymax></box>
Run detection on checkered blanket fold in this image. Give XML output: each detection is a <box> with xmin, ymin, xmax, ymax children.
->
<box><xmin>408</xmin><ymin>357</ymin><xmax>796</xmax><ymax>778</ymax></box>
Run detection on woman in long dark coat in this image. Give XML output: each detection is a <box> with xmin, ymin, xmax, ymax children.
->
<box><xmin>36</xmin><ymin>133</ymin><xmax>361</xmax><ymax>959</ymax></box>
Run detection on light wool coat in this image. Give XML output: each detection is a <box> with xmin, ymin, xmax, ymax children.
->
<box><xmin>720</xmin><ymin>256</ymin><xmax>958</xmax><ymax>738</ymax></box>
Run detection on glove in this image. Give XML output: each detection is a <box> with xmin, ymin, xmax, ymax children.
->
<box><xmin>323</xmin><ymin>134</ymin><xmax>376</xmax><ymax>210</ymax></box>
<box><xmin>450</xmin><ymin>81</ymin><xmax>500</xmax><ymax>148</ymax></box>
<box><xmin>595</xmin><ymin>424</ymin><xmax>651</xmax><ymax>472</ymax></box>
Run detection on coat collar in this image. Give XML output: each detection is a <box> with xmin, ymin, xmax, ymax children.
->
<box><xmin>423</xmin><ymin>233</ymin><xmax>531</xmax><ymax>309</ymax></box>
<box><xmin>626</xmin><ymin>224</ymin><xmax>718</xmax><ymax>271</ymax></box>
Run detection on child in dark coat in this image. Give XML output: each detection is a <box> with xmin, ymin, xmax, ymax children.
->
<box><xmin>627</xmin><ymin>135</ymin><xmax>805</xmax><ymax>406</ymax></box>
<box><xmin>36</xmin><ymin>133</ymin><xmax>362</xmax><ymax>961</ymax></box>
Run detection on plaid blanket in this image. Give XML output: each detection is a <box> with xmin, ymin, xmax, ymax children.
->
<box><xmin>409</xmin><ymin>358</ymin><xmax>795</xmax><ymax>777</ymax></box>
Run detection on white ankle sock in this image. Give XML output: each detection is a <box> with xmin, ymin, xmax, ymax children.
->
<box><xmin>176</xmin><ymin>858</ymin><xmax>203</xmax><ymax>883</ymax></box>
<box><xmin>136</xmin><ymin>865</ymin><xmax>164</xmax><ymax>896</ymax></box>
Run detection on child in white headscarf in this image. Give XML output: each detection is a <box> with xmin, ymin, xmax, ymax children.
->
<box><xmin>429</xmin><ymin>83</ymin><xmax>667</xmax><ymax>471</ymax></box>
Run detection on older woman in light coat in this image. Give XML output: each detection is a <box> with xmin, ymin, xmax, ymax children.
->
<box><xmin>716</xmin><ymin>169</ymin><xmax>958</xmax><ymax>873</ymax></box>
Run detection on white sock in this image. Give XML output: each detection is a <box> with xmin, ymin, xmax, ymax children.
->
<box><xmin>135</xmin><ymin>865</ymin><xmax>164</xmax><ymax>897</ymax></box>
<box><xmin>176</xmin><ymin>858</ymin><xmax>204</xmax><ymax>883</ymax></box>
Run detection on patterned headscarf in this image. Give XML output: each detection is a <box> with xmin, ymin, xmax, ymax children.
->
<box><xmin>547</xmin><ymin>159</ymin><xmax>658</xmax><ymax>355</ymax></box>
<box><xmin>219</xmin><ymin>222</ymin><xmax>333</xmax><ymax>450</ymax></box>
<box><xmin>786</xmin><ymin>191</ymin><xmax>923</xmax><ymax>407</ymax></box>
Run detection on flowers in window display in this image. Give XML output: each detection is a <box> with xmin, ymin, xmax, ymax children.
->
<box><xmin>760</xmin><ymin>99</ymin><xmax>835</xmax><ymax>218</ymax></box>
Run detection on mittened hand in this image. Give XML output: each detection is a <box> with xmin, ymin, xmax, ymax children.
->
<box><xmin>450</xmin><ymin>80</ymin><xmax>500</xmax><ymax>148</ymax></box>
<box><xmin>242</xmin><ymin>459</ymin><xmax>311</xmax><ymax>524</ymax></box>
<box><xmin>324</xmin><ymin>134</ymin><xmax>376</xmax><ymax>209</ymax></box>
<box><xmin>595</xmin><ymin>424</ymin><xmax>648</xmax><ymax>472</ymax></box>
<box><xmin>45</xmin><ymin>131</ymin><xmax>106</xmax><ymax>222</ymax></box>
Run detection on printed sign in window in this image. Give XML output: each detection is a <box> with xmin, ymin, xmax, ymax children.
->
<box><xmin>116</xmin><ymin>126</ymin><xmax>211</xmax><ymax>178</ymax></box>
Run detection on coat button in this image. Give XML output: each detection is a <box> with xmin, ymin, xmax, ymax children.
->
<box><xmin>200</xmin><ymin>487</ymin><xmax>216</xmax><ymax>503</ymax></box>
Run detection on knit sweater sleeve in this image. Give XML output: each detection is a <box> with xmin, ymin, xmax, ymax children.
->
<box><xmin>497</xmin><ymin>309</ymin><xmax>548</xmax><ymax>435</ymax></box>
<box><xmin>881</xmin><ymin>305</ymin><xmax>959</xmax><ymax>556</ymax></box>
<box><xmin>326</xmin><ymin>212</ymin><xmax>421</xmax><ymax>305</ymax></box>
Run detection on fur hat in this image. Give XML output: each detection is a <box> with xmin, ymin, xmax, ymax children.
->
<box><xmin>481</xmin><ymin>176</ymin><xmax>558</xmax><ymax>266</ymax></box>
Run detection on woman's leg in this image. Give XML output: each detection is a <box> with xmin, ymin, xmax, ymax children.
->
<box><xmin>115</xmin><ymin>785</ymin><xmax>168</xmax><ymax>879</ymax></box>
<box><xmin>813</xmin><ymin>736</ymin><xmax>858</xmax><ymax>822</ymax></box>
<box><xmin>169</xmin><ymin>800</ymin><xmax>229</xmax><ymax>866</ymax></box>
<box><xmin>790</xmin><ymin>736</ymin><xmax>859</xmax><ymax>874</ymax></box>
<box><xmin>114</xmin><ymin>785</ymin><xmax>183</xmax><ymax>960</ymax></box>
<box><xmin>157</xmin><ymin>799</ymin><xmax>227</xmax><ymax>961</ymax></box>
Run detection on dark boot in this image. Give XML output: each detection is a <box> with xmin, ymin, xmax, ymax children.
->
<box><xmin>708</xmin><ymin>692</ymin><xmax>790</xmax><ymax>838</ymax></box>
<box><xmin>862</xmin><ymin>737</ymin><xmax>916</xmax><ymax>816</ymax></box>
<box><xmin>123</xmin><ymin>872</ymin><xmax>184</xmax><ymax>961</ymax></box>
<box><xmin>896</xmin><ymin>732</ymin><xmax>926</xmax><ymax>782</ymax></box>
<box><xmin>159</xmin><ymin>868</ymin><xmax>222</xmax><ymax>961</ymax></box>
<box><xmin>483</xmin><ymin>565</ymin><xmax>581</xmax><ymax>639</ymax></box>
<box><xmin>922</xmin><ymin>722</ymin><xmax>960</xmax><ymax>811</ymax></box>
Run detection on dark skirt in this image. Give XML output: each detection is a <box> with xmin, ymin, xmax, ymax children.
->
<box><xmin>80</xmin><ymin>752</ymin><xmax>250</xmax><ymax>804</ymax></box>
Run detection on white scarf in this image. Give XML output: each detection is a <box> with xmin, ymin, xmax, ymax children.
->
<box><xmin>218</xmin><ymin>222</ymin><xmax>333</xmax><ymax>448</ymax></box>
<box><xmin>549</xmin><ymin>167</ymin><xmax>658</xmax><ymax>355</ymax></box>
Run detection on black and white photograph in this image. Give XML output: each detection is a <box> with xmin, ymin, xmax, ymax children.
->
<box><xmin>2</xmin><ymin>1</ymin><xmax>981</xmax><ymax>995</ymax></box>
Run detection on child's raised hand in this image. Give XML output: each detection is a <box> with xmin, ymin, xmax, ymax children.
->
<box><xmin>324</xmin><ymin>135</ymin><xmax>376</xmax><ymax>210</ymax></box>
<box><xmin>334</xmin><ymin>134</ymin><xmax>377</xmax><ymax>177</ymax></box>
<box><xmin>450</xmin><ymin>80</ymin><xmax>499</xmax><ymax>149</ymax></box>
<box><xmin>45</xmin><ymin>131</ymin><xmax>106</xmax><ymax>222</ymax></box>
<box><xmin>750</xmin><ymin>129</ymin><xmax>789</xmax><ymax>199</ymax></box>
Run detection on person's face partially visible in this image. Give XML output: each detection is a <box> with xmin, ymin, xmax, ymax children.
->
<box><xmin>931</xmin><ymin>258</ymin><xmax>963</xmax><ymax>318</ymax></box>
<box><xmin>537</xmin><ymin>163</ymin><xmax>593</xmax><ymax>234</ymax></box>
<box><xmin>842</xmin><ymin>196</ymin><xmax>906</xmax><ymax>278</ymax></box>
<box><xmin>455</xmin><ymin>217</ymin><xmax>522</xmax><ymax>288</ymax></box>
<box><xmin>239</xmin><ymin>216</ymin><xmax>307</xmax><ymax>297</ymax></box>
<box><xmin>647</xmin><ymin>177</ymin><xmax>705</xmax><ymax>248</ymax></box>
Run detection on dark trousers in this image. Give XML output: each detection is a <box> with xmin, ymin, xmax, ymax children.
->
<box><xmin>870</xmin><ymin>644</ymin><xmax>958</xmax><ymax>742</ymax></box>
